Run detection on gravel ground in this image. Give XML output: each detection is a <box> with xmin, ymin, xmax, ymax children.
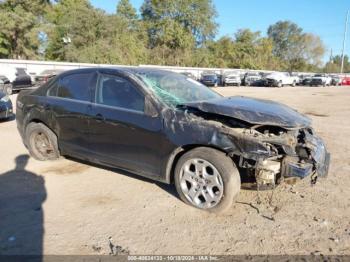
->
<box><xmin>0</xmin><ymin>86</ymin><xmax>349</xmax><ymax>255</ymax></box>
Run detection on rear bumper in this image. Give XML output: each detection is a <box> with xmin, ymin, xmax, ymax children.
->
<box><xmin>310</xmin><ymin>80</ymin><xmax>323</xmax><ymax>86</ymax></box>
<box><xmin>265</xmin><ymin>79</ymin><xmax>278</xmax><ymax>86</ymax></box>
<box><xmin>201</xmin><ymin>81</ymin><xmax>216</xmax><ymax>86</ymax></box>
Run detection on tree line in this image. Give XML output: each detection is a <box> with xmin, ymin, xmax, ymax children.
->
<box><xmin>0</xmin><ymin>0</ymin><xmax>349</xmax><ymax>73</ymax></box>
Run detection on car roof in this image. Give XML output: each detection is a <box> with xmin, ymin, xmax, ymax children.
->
<box><xmin>58</xmin><ymin>67</ymin><xmax>174</xmax><ymax>77</ymax></box>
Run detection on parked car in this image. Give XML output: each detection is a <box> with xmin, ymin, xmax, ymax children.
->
<box><xmin>16</xmin><ymin>68</ymin><xmax>330</xmax><ymax>213</ymax></box>
<box><xmin>35</xmin><ymin>69</ymin><xmax>65</xmax><ymax>86</ymax></box>
<box><xmin>223</xmin><ymin>72</ymin><xmax>241</xmax><ymax>86</ymax></box>
<box><xmin>341</xmin><ymin>76</ymin><xmax>350</xmax><ymax>86</ymax></box>
<box><xmin>200</xmin><ymin>73</ymin><xmax>219</xmax><ymax>87</ymax></box>
<box><xmin>0</xmin><ymin>91</ymin><xmax>13</xmax><ymax>120</ymax></box>
<box><xmin>243</xmin><ymin>72</ymin><xmax>261</xmax><ymax>86</ymax></box>
<box><xmin>0</xmin><ymin>75</ymin><xmax>12</xmax><ymax>95</ymax></box>
<box><xmin>297</xmin><ymin>74</ymin><xmax>312</xmax><ymax>86</ymax></box>
<box><xmin>1</xmin><ymin>67</ymin><xmax>32</xmax><ymax>94</ymax></box>
<box><xmin>264</xmin><ymin>72</ymin><xmax>298</xmax><ymax>87</ymax></box>
<box><xmin>330</xmin><ymin>75</ymin><xmax>342</xmax><ymax>86</ymax></box>
<box><xmin>310</xmin><ymin>74</ymin><xmax>332</xmax><ymax>87</ymax></box>
<box><xmin>301</xmin><ymin>76</ymin><xmax>313</xmax><ymax>86</ymax></box>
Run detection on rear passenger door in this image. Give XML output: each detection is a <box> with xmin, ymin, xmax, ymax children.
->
<box><xmin>47</xmin><ymin>71</ymin><xmax>97</xmax><ymax>157</ymax></box>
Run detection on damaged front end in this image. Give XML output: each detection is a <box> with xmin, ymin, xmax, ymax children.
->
<box><xmin>180</xmin><ymin>96</ymin><xmax>330</xmax><ymax>189</ymax></box>
<box><xmin>222</xmin><ymin>125</ymin><xmax>330</xmax><ymax>189</ymax></box>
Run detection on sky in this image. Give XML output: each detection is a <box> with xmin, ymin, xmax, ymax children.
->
<box><xmin>90</xmin><ymin>0</ymin><xmax>350</xmax><ymax>61</ymax></box>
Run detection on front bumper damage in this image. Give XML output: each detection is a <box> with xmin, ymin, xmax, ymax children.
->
<box><xmin>221</xmin><ymin>126</ymin><xmax>330</xmax><ymax>188</ymax></box>
<box><xmin>256</xmin><ymin>128</ymin><xmax>330</xmax><ymax>187</ymax></box>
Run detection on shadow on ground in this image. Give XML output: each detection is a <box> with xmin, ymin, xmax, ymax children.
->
<box><xmin>67</xmin><ymin>156</ymin><xmax>179</xmax><ymax>199</ymax></box>
<box><xmin>0</xmin><ymin>154</ymin><xmax>46</xmax><ymax>258</ymax></box>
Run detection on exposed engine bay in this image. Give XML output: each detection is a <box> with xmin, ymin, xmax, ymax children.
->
<box><xmin>184</xmin><ymin>99</ymin><xmax>331</xmax><ymax>190</ymax></box>
<box><xmin>222</xmin><ymin>123</ymin><xmax>330</xmax><ymax>189</ymax></box>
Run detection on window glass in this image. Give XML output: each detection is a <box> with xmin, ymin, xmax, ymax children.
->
<box><xmin>136</xmin><ymin>71</ymin><xmax>221</xmax><ymax>107</ymax></box>
<box><xmin>47</xmin><ymin>79</ymin><xmax>59</xmax><ymax>96</ymax></box>
<box><xmin>57</xmin><ymin>73</ymin><xmax>94</xmax><ymax>101</ymax></box>
<box><xmin>96</xmin><ymin>74</ymin><xmax>144</xmax><ymax>112</ymax></box>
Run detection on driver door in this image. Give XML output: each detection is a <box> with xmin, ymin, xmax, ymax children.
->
<box><xmin>88</xmin><ymin>71</ymin><xmax>164</xmax><ymax>179</ymax></box>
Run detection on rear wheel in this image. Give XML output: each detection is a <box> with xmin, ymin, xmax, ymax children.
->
<box><xmin>25</xmin><ymin>122</ymin><xmax>60</xmax><ymax>161</ymax></box>
<box><xmin>174</xmin><ymin>147</ymin><xmax>241</xmax><ymax>213</ymax></box>
<box><xmin>292</xmin><ymin>80</ymin><xmax>296</xmax><ymax>87</ymax></box>
<box><xmin>277</xmin><ymin>81</ymin><xmax>282</xmax><ymax>88</ymax></box>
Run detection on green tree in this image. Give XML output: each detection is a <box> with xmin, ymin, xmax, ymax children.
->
<box><xmin>116</xmin><ymin>0</ymin><xmax>138</xmax><ymax>21</ymax></box>
<box><xmin>267</xmin><ymin>20</ymin><xmax>325</xmax><ymax>71</ymax></box>
<box><xmin>45</xmin><ymin>0</ymin><xmax>148</xmax><ymax>65</ymax></box>
<box><xmin>324</xmin><ymin>55</ymin><xmax>350</xmax><ymax>73</ymax></box>
<box><xmin>141</xmin><ymin>0</ymin><xmax>217</xmax><ymax>46</ymax></box>
<box><xmin>0</xmin><ymin>0</ymin><xmax>49</xmax><ymax>59</ymax></box>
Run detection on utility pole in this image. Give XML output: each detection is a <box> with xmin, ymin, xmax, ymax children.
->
<box><xmin>341</xmin><ymin>10</ymin><xmax>349</xmax><ymax>74</ymax></box>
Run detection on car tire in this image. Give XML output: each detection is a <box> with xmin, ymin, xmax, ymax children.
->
<box><xmin>25</xmin><ymin>122</ymin><xmax>60</xmax><ymax>161</ymax></box>
<box><xmin>277</xmin><ymin>81</ymin><xmax>282</xmax><ymax>88</ymax></box>
<box><xmin>292</xmin><ymin>81</ymin><xmax>296</xmax><ymax>87</ymax></box>
<box><xmin>4</xmin><ymin>84</ymin><xmax>12</xmax><ymax>95</ymax></box>
<box><xmin>174</xmin><ymin>147</ymin><xmax>241</xmax><ymax>213</ymax></box>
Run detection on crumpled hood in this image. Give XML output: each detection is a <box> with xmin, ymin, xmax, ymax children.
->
<box><xmin>182</xmin><ymin>96</ymin><xmax>311</xmax><ymax>129</ymax></box>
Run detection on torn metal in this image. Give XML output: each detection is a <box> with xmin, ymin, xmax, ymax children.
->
<box><xmin>171</xmin><ymin>98</ymin><xmax>330</xmax><ymax>188</ymax></box>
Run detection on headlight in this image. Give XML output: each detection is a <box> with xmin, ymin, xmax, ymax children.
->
<box><xmin>0</xmin><ymin>95</ymin><xmax>10</xmax><ymax>102</ymax></box>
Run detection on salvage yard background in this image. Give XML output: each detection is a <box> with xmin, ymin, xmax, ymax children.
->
<box><xmin>1</xmin><ymin>86</ymin><xmax>349</xmax><ymax>255</ymax></box>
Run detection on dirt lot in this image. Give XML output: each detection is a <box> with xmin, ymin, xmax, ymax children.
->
<box><xmin>0</xmin><ymin>86</ymin><xmax>349</xmax><ymax>255</ymax></box>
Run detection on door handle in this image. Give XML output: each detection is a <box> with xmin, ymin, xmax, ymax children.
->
<box><xmin>95</xmin><ymin>113</ymin><xmax>105</xmax><ymax>122</ymax></box>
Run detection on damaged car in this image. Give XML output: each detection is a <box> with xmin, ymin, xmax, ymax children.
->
<box><xmin>16</xmin><ymin>68</ymin><xmax>330</xmax><ymax>213</ymax></box>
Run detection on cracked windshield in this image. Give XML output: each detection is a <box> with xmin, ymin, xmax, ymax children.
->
<box><xmin>137</xmin><ymin>71</ymin><xmax>221</xmax><ymax>107</ymax></box>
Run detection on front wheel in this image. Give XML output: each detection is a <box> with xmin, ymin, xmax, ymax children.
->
<box><xmin>25</xmin><ymin>122</ymin><xmax>60</xmax><ymax>161</ymax></box>
<box><xmin>174</xmin><ymin>147</ymin><xmax>241</xmax><ymax>213</ymax></box>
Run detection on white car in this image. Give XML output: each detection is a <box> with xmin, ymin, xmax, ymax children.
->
<box><xmin>223</xmin><ymin>73</ymin><xmax>241</xmax><ymax>86</ymax></box>
<box><xmin>265</xmin><ymin>72</ymin><xmax>298</xmax><ymax>88</ymax></box>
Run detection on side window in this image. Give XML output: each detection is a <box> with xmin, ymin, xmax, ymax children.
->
<box><xmin>47</xmin><ymin>79</ymin><xmax>59</xmax><ymax>96</ymax></box>
<box><xmin>56</xmin><ymin>72</ymin><xmax>95</xmax><ymax>101</ymax></box>
<box><xmin>96</xmin><ymin>74</ymin><xmax>145</xmax><ymax>112</ymax></box>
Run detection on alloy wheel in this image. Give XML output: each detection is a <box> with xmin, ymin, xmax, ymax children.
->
<box><xmin>179</xmin><ymin>158</ymin><xmax>224</xmax><ymax>209</ymax></box>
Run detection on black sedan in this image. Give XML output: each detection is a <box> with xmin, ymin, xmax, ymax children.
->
<box><xmin>0</xmin><ymin>91</ymin><xmax>13</xmax><ymax>120</ymax></box>
<box><xmin>16</xmin><ymin>68</ymin><xmax>330</xmax><ymax>213</ymax></box>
